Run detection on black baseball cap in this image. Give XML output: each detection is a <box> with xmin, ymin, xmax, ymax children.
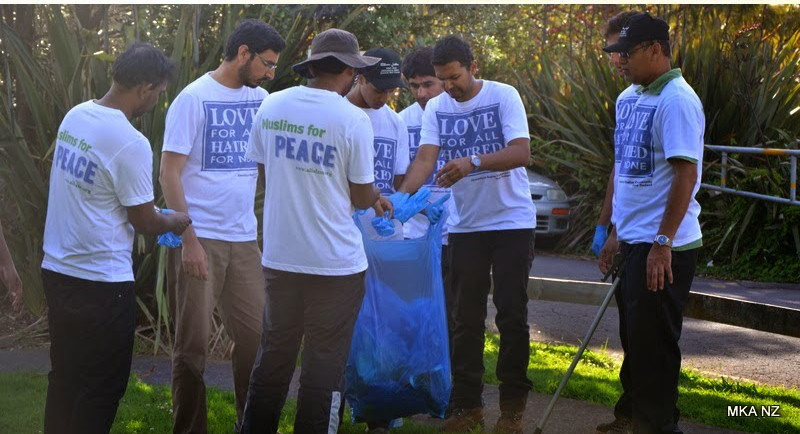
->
<box><xmin>602</xmin><ymin>12</ymin><xmax>670</xmax><ymax>53</ymax></box>
<box><xmin>360</xmin><ymin>47</ymin><xmax>406</xmax><ymax>91</ymax></box>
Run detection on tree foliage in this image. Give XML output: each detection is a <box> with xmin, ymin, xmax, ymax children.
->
<box><xmin>1</xmin><ymin>4</ymin><xmax>798</xmax><ymax>352</ymax></box>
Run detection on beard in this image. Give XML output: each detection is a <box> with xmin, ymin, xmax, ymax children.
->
<box><xmin>238</xmin><ymin>60</ymin><xmax>262</xmax><ymax>88</ymax></box>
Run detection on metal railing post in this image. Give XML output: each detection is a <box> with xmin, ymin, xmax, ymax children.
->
<box><xmin>721</xmin><ymin>151</ymin><xmax>727</xmax><ymax>189</ymax></box>
<box><xmin>702</xmin><ymin>145</ymin><xmax>800</xmax><ymax>207</ymax></box>
<box><xmin>791</xmin><ymin>155</ymin><xmax>797</xmax><ymax>204</ymax></box>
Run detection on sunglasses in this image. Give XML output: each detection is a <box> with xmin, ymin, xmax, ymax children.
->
<box><xmin>618</xmin><ymin>41</ymin><xmax>657</xmax><ymax>59</ymax></box>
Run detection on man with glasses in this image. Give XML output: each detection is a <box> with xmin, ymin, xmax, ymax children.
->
<box><xmin>160</xmin><ymin>19</ymin><xmax>285</xmax><ymax>433</ymax></box>
<box><xmin>591</xmin><ymin>10</ymin><xmax>640</xmax><ymax>434</ymax></box>
<box><xmin>599</xmin><ymin>12</ymin><xmax>705</xmax><ymax>434</ymax></box>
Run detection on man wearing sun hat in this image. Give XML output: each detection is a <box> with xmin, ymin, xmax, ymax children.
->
<box><xmin>598</xmin><ymin>12</ymin><xmax>705</xmax><ymax>434</ymax></box>
<box><xmin>240</xmin><ymin>28</ymin><xmax>393</xmax><ymax>434</ymax></box>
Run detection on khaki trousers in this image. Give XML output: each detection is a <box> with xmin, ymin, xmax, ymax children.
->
<box><xmin>169</xmin><ymin>238</ymin><xmax>265</xmax><ymax>434</ymax></box>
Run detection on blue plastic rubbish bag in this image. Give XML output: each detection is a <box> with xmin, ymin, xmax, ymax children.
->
<box><xmin>346</xmin><ymin>210</ymin><xmax>451</xmax><ymax>423</ymax></box>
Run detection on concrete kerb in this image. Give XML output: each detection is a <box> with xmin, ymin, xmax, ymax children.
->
<box><xmin>526</xmin><ymin>277</ymin><xmax>800</xmax><ymax>338</ymax></box>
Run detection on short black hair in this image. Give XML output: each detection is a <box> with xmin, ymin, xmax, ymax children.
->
<box><xmin>432</xmin><ymin>35</ymin><xmax>473</xmax><ymax>67</ymax></box>
<box><xmin>309</xmin><ymin>56</ymin><xmax>349</xmax><ymax>77</ymax></box>
<box><xmin>224</xmin><ymin>19</ymin><xmax>286</xmax><ymax>61</ymax></box>
<box><xmin>402</xmin><ymin>46</ymin><xmax>435</xmax><ymax>79</ymax></box>
<box><xmin>112</xmin><ymin>42</ymin><xmax>176</xmax><ymax>88</ymax></box>
<box><xmin>604</xmin><ymin>11</ymin><xmax>639</xmax><ymax>39</ymax></box>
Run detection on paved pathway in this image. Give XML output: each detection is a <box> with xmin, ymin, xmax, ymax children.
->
<box><xmin>524</xmin><ymin>254</ymin><xmax>800</xmax><ymax>389</ymax></box>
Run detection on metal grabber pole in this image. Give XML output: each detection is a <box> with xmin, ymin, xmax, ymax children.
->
<box><xmin>533</xmin><ymin>252</ymin><xmax>629</xmax><ymax>434</ymax></box>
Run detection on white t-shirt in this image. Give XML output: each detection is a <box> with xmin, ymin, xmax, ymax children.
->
<box><xmin>612</xmin><ymin>75</ymin><xmax>704</xmax><ymax>247</ymax></box>
<box><xmin>42</xmin><ymin>101</ymin><xmax>154</xmax><ymax>282</ymax></box>
<box><xmin>162</xmin><ymin>73</ymin><xmax>267</xmax><ymax>241</ymax></box>
<box><xmin>362</xmin><ymin>105</ymin><xmax>410</xmax><ymax>195</ymax></box>
<box><xmin>246</xmin><ymin>86</ymin><xmax>375</xmax><ymax>275</ymax></box>
<box><xmin>419</xmin><ymin>80</ymin><xmax>536</xmax><ymax>233</ymax></box>
<box><xmin>399</xmin><ymin>102</ymin><xmax>455</xmax><ymax>244</ymax></box>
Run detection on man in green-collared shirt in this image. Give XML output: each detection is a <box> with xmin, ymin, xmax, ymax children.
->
<box><xmin>599</xmin><ymin>12</ymin><xmax>705</xmax><ymax>434</ymax></box>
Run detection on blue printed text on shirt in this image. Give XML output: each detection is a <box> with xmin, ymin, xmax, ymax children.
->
<box><xmin>202</xmin><ymin>101</ymin><xmax>261</xmax><ymax>171</ymax></box>
<box><xmin>436</xmin><ymin>105</ymin><xmax>505</xmax><ymax>171</ymax></box>
<box><xmin>619</xmin><ymin>104</ymin><xmax>656</xmax><ymax>178</ymax></box>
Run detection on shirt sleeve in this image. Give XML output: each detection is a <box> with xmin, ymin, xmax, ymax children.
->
<box><xmin>419</xmin><ymin>98</ymin><xmax>441</xmax><ymax>148</ymax></box>
<box><xmin>111</xmin><ymin>138</ymin><xmax>155</xmax><ymax>207</ymax></box>
<box><xmin>347</xmin><ymin>114</ymin><xmax>376</xmax><ymax>184</ymax></box>
<box><xmin>658</xmin><ymin>94</ymin><xmax>705</xmax><ymax>162</ymax></box>
<box><xmin>245</xmin><ymin>102</ymin><xmax>266</xmax><ymax>164</ymax></box>
<box><xmin>394</xmin><ymin>116</ymin><xmax>410</xmax><ymax>175</ymax></box>
<box><xmin>162</xmin><ymin>91</ymin><xmax>201</xmax><ymax>156</ymax></box>
<box><xmin>499</xmin><ymin>85</ymin><xmax>531</xmax><ymax>144</ymax></box>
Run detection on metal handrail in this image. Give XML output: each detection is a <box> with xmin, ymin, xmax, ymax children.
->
<box><xmin>702</xmin><ymin>144</ymin><xmax>798</xmax><ymax>206</ymax></box>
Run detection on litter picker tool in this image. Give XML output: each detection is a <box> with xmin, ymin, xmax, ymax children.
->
<box><xmin>533</xmin><ymin>251</ymin><xmax>629</xmax><ymax>434</ymax></box>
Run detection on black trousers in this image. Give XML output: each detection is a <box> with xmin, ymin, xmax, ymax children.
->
<box><xmin>440</xmin><ymin>244</ymin><xmax>454</xmax><ymax>365</ymax></box>
<box><xmin>42</xmin><ymin>269</ymin><xmax>136</xmax><ymax>434</ymax></box>
<box><xmin>447</xmin><ymin>229</ymin><xmax>535</xmax><ymax>411</ymax></box>
<box><xmin>241</xmin><ymin>268</ymin><xmax>365</xmax><ymax>434</ymax></box>
<box><xmin>617</xmin><ymin>243</ymin><xmax>698</xmax><ymax>434</ymax></box>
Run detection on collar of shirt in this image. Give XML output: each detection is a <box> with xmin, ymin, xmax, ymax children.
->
<box><xmin>636</xmin><ymin>68</ymin><xmax>682</xmax><ymax>96</ymax></box>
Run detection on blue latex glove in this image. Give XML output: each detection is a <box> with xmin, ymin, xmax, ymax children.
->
<box><xmin>393</xmin><ymin>187</ymin><xmax>432</xmax><ymax>223</ymax></box>
<box><xmin>425</xmin><ymin>193</ymin><xmax>451</xmax><ymax>224</ymax></box>
<box><xmin>157</xmin><ymin>208</ymin><xmax>183</xmax><ymax>248</ymax></box>
<box><xmin>387</xmin><ymin>192</ymin><xmax>410</xmax><ymax>213</ymax></box>
<box><xmin>591</xmin><ymin>225</ymin><xmax>608</xmax><ymax>257</ymax></box>
<box><xmin>371</xmin><ymin>211</ymin><xmax>395</xmax><ymax>237</ymax></box>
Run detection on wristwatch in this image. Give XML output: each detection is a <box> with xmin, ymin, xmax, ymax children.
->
<box><xmin>654</xmin><ymin>234</ymin><xmax>673</xmax><ymax>247</ymax></box>
<box><xmin>470</xmin><ymin>154</ymin><xmax>482</xmax><ymax>170</ymax></box>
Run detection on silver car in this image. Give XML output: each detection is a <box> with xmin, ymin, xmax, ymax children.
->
<box><xmin>527</xmin><ymin>168</ymin><xmax>570</xmax><ymax>237</ymax></box>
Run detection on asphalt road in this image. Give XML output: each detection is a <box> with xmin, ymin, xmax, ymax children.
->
<box><xmin>497</xmin><ymin>252</ymin><xmax>800</xmax><ymax>389</ymax></box>
<box><xmin>531</xmin><ymin>253</ymin><xmax>800</xmax><ymax>309</ymax></box>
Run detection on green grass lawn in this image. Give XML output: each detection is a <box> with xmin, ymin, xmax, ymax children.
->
<box><xmin>1</xmin><ymin>335</ymin><xmax>798</xmax><ymax>433</ymax></box>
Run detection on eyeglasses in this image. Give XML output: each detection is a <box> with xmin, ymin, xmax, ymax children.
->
<box><xmin>252</xmin><ymin>51</ymin><xmax>278</xmax><ymax>71</ymax></box>
<box><xmin>619</xmin><ymin>41</ymin><xmax>655</xmax><ymax>59</ymax></box>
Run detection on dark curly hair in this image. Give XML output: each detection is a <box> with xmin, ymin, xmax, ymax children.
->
<box><xmin>432</xmin><ymin>35</ymin><xmax>473</xmax><ymax>67</ymax></box>
<box><xmin>224</xmin><ymin>19</ymin><xmax>286</xmax><ymax>61</ymax></box>
<box><xmin>112</xmin><ymin>42</ymin><xmax>176</xmax><ymax>88</ymax></box>
<box><xmin>401</xmin><ymin>46</ymin><xmax>435</xmax><ymax>79</ymax></box>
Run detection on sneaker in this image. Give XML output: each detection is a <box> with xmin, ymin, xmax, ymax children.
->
<box><xmin>441</xmin><ymin>407</ymin><xmax>485</xmax><ymax>432</ymax></box>
<box><xmin>595</xmin><ymin>416</ymin><xmax>632</xmax><ymax>434</ymax></box>
<box><xmin>493</xmin><ymin>411</ymin><xmax>523</xmax><ymax>434</ymax></box>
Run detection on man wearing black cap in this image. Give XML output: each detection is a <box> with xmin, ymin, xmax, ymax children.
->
<box><xmin>592</xmin><ymin>10</ymin><xmax>641</xmax><ymax>434</ymax></box>
<box><xmin>599</xmin><ymin>12</ymin><xmax>705</xmax><ymax>434</ymax></box>
<box><xmin>347</xmin><ymin>47</ymin><xmax>410</xmax><ymax>196</ymax></box>
<box><xmin>240</xmin><ymin>28</ymin><xmax>392</xmax><ymax>434</ymax></box>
